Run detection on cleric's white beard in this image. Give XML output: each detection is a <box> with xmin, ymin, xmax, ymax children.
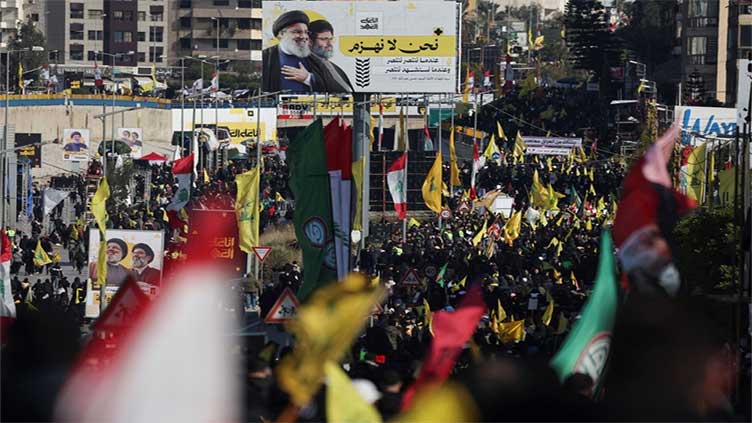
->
<box><xmin>280</xmin><ymin>34</ymin><xmax>310</xmax><ymax>58</ymax></box>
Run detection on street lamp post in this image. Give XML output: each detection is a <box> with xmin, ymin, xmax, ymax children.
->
<box><xmin>2</xmin><ymin>46</ymin><xmax>44</xmax><ymax>229</ymax></box>
<box><xmin>95</xmin><ymin>50</ymin><xmax>134</xmax><ymax>177</ymax></box>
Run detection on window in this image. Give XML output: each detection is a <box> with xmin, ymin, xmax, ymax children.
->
<box><xmin>688</xmin><ymin>0</ymin><xmax>718</xmax><ymax>17</ymax></box>
<box><xmin>238</xmin><ymin>0</ymin><xmax>253</xmax><ymax>8</ymax></box>
<box><xmin>69</xmin><ymin>24</ymin><xmax>84</xmax><ymax>40</ymax></box>
<box><xmin>87</xmin><ymin>51</ymin><xmax>98</xmax><ymax>61</ymax></box>
<box><xmin>180</xmin><ymin>37</ymin><xmax>192</xmax><ymax>49</ymax></box>
<box><xmin>237</xmin><ymin>39</ymin><xmax>251</xmax><ymax>50</ymax></box>
<box><xmin>212</xmin><ymin>39</ymin><xmax>229</xmax><ymax>49</ymax></box>
<box><xmin>149</xmin><ymin>27</ymin><xmax>164</xmax><ymax>42</ymax></box>
<box><xmin>138</xmin><ymin>52</ymin><xmax>146</xmax><ymax>62</ymax></box>
<box><xmin>113</xmin><ymin>10</ymin><xmax>123</xmax><ymax>19</ymax></box>
<box><xmin>138</xmin><ymin>11</ymin><xmax>146</xmax><ymax>21</ymax></box>
<box><xmin>150</xmin><ymin>6</ymin><xmax>163</xmax><ymax>21</ymax></box>
<box><xmin>237</xmin><ymin>18</ymin><xmax>251</xmax><ymax>29</ymax></box>
<box><xmin>179</xmin><ymin>0</ymin><xmax>192</xmax><ymax>8</ymax></box>
<box><xmin>114</xmin><ymin>31</ymin><xmax>133</xmax><ymax>43</ymax></box>
<box><xmin>214</xmin><ymin>0</ymin><xmax>230</xmax><ymax>5</ymax></box>
<box><xmin>180</xmin><ymin>16</ymin><xmax>191</xmax><ymax>28</ymax></box>
<box><xmin>31</xmin><ymin>13</ymin><xmax>39</xmax><ymax>22</ymax></box>
<box><xmin>149</xmin><ymin>46</ymin><xmax>164</xmax><ymax>62</ymax></box>
<box><xmin>88</xmin><ymin>30</ymin><xmax>103</xmax><ymax>40</ymax></box>
<box><xmin>150</xmin><ymin>13</ymin><xmax>163</xmax><ymax>21</ymax></box>
<box><xmin>70</xmin><ymin>3</ymin><xmax>84</xmax><ymax>19</ymax></box>
<box><xmin>689</xmin><ymin>36</ymin><xmax>707</xmax><ymax>55</ymax></box>
<box><xmin>138</xmin><ymin>32</ymin><xmax>145</xmax><ymax>42</ymax></box>
<box><xmin>69</xmin><ymin>45</ymin><xmax>84</xmax><ymax>60</ymax></box>
<box><xmin>88</xmin><ymin>9</ymin><xmax>103</xmax><ymax>19</ymax></box>
<box><xmin>251</xmin><ymin>40</ymin><xmax>261</xmax><ymax>50</ymax></box>
<box><xmin>741</xmin><ymin>25</ymin><xmax>752</xmax><ymax>48</ymax></box>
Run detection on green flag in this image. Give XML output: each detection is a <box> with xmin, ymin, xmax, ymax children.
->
<box><xmin>550</xmin><ymin>229</ymin><xmax>618</xmax><ymax>390</ymax></box>
<box><xmin>287</xmin><ymin>120</ymin><xmax>337</xmax><ymax>300</ymax></box>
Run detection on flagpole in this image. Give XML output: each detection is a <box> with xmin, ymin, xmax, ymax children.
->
<box><xmin>450</xmin><ymin>96</ymin><xmax>455</xmax><ymax>198</ymax></box>
<box><xmin>361</xmin><ymin>96</ymin><xmax>370</xmax><ymax>250</ymax></box>
<box><xmin>402</xmin><ymin>94</ymin><xmax>408</xmax><ymax>243</ymax></box>
<box><xmin>181</xmin><ymin>57</ymin><xmax>185</xmax><ymax>155</ymax></box>
<box><xmin>473</xmin><ymin>92</ymin><xmax>479</xmax><ymax>152</ymax></box>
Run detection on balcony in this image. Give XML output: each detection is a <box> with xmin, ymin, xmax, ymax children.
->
<box><xmin>191</xmin><ymin>8</ymin><xmax>252</xmax><ymax>19</ymax></box>
<box><xmin>687</xmin><ymin>17</ymin><xmax>718</xmax><ymax>28</ymax></box>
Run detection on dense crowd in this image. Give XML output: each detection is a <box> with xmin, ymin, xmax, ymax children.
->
<box><xmin>2</xmin><ymin>112</ymin><xmax>749</xmax><ymax>421</ymax></box>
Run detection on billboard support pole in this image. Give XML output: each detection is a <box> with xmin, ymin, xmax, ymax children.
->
<box><xmin>352</xmin><ymin>92</ymin><xmax>369</xmax><ymax>270</ymax></box>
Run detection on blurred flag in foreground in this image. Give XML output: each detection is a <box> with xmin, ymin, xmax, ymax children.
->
<box><xmin>550</xmin><ymin>230</ymin><xmax>618</xmax><ymax>392</ymax></box>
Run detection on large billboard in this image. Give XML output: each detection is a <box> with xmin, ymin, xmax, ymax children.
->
<box><xmin>15</xmin><ymin>133</ymin><xmax>42</xmax><ymax>167</ymax></box>
<box><xmin>674</xmin><ymin>106</ymin><xmax>737</xmax><ymax>145</ymax></box>
<box><xmin>172</xmin><ymin>108</ymin><xmax>278</xmax><ymax>144</ymax></box>
<box><xmin>117</xmin><ymin>128</ymin><xmax>143</xmax><ymax>158</ymax></box>
<box><xmin>88</xmin><ymin>229</ymin><xmax>165</xmax><ymax>288</ymax></box>
<box><xmin>62</xmin><ymin>129</ymin><xmax>90</xmax><ymax>162</ymax></box>
<box><xmin>262</xmin><ymin>1</ymin><xmax>459</xmax><ymax>94</ymax></box>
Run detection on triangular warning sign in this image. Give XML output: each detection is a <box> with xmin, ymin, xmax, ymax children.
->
<box><xmin>253</xmin><ymin>246</ymin><xmax>273</xmax><ymax>263</ymax></box>
<box><xmin>401</xmin><ymin>268</ymin><xmax>420</xmax><ymax>286</ymax></box>
<box><xmin>95</xmin><ymin>279</ymin><xmax>150</xmax><ymax>330</ymax></box>
<box><xmin>264</xmin><ymin>287</ymin><xmax>301</xmax><ymax>324</ymax></box>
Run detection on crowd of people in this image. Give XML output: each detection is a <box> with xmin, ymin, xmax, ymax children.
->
<box><xmin>2</xmin><ymin>106</ymin><xmax>749</xmax><ymax>421</ymax></box>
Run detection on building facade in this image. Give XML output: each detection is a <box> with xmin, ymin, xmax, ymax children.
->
<box><xmin>169</xmin><ymin>0</ymin><xmax>262</xmax><ymax>63</ymax></box>
<box><xmin>42</xmin><ymin>0</ymin><xmax>169</xmax><ymax>71</ymax></box>
<box><xmin>680</xmin><ymin>0</ymin><xmax>750</xmax><ymax>104</ymax></box>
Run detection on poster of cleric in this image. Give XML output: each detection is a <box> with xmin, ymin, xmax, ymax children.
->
<box><xmin>87</xmin><ymin>230</ymin><xmax>165</xmax><ymax>288</ymax></box>
<box><xmin>262</xmin><ymin>1</ymin><xmax>459</xmax><ymax>94</ymax></box>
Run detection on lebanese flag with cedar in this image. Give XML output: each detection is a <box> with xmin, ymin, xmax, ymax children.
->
<box><xmin>387</xmin><ymin>153</ymin><xmax>408</xmax><ymax>220</ymax></box>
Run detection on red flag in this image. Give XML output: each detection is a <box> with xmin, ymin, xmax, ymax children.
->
<box><xmin>324</xmin><ymin>117</ymin><xmax>353</xmax><ymax>179</ymax></box>
<box><xmin>401</xmin><ymin>284</ymin><xmax>486</xmax><ymax>410</ymax></box>
<box><xmin>612</xmin><ymin>125</ymin><xmax>695</xmax><ymax>294</ymax></box>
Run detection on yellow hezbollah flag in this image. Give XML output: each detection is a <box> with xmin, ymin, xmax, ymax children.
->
<box><xmin>421</xmin><ymin>152</ymin><xmax>443</xmax><ymax>214</ymax></box>
<box><xmin>325</xmin><ymin>362</ymin><xmax>382</xmax><ymax>423</ymax></box>
<box><xmin>203</xmin><ymin>169</ymin><xmax>210</xmax><ymax>184</ymax></box>
<box><xmin>393</xmin><ymin>383</ymin><xmax>479</xmax><ymax>423</ymax></box>
<box><xmin>483</xmin><ymin>134</ymin><xmax>501</xmax><ymax>162</ymax></box>
<box><xmin>498</xmin><ymin>319</ymin><xmax>526</xmax><ymax>343</ymax></box>
<box><xmin>686</xmin><ymin>142</ymin><xmax>707</xmax><ymax>202</ymax></box>
<box><xmin>423</xmin><ymin>298</ymin><xmax>433</xmax><ymax>335</ymax></box>
<box><xmin>235</xmin><ymin>167</ymin><xmax>260</xmax><ymax>253</ymax></box>
<box><xmin>91</xmin><ymin>178</ymin><xmax>110</xmax><ymax>236</ymax></box>
<box><xmin>277</xmin><ymin>274</ymin><xmax>385</xmax><ymax>407</ymax></box>
<box><xmin>503</xmin><ymin>210</ymin><xmax>522</xmax><ymax>245</ymax></box>
<box><xmin>472</xmin><ymin>220</ymin><xmax>487</xmax><ymax>246</ymax></box>
<box><xmin>352</xmin><ymin>158</ymin><xmax>364</xmax><ymax>231</ymax></box>
<box><xmin>542</xmin><ymin>293</ymin><xmax>554</xmax><ymax>326</ymax></box>
<box><xmin>18</xmin><ymin>63</ymin><xmax>23</xmax><ymax>91</ymax></box>
<box><xmin>497</xmin><ymin>299</ymin><xmax>507</xmax><ymax>322</ymax></box>
<box><xmin>449</xmin><ymin>129</ymin><xmax>462</xmax><ymax>186</ymax></box>
<box><xmin>275</xmin><ymin>192</ymin><xmax>285</xmax><ymax>202</ymax></box>
<box><xmin>513</xmin><ymin>131</ymin><xmax>526</xmax><ymax>158</ymax></box>
<box><xmin>33</xmin><ymin>240</ymin><xmax>52</xmax><ymax>267</ymax></box>
<box><xmin>496</xmin><ymin>121</ymin><xmax>507</xmax><ymax>141</ymax></box>
<box><xmin>396</xmin><ymin>107</ymin><xmax>408</xmax><ymax>151</ymax></box>
<box><xmin>408</xmin><ymin>217</ymin><xmax>421</xmax><ymax>228</ymax></box>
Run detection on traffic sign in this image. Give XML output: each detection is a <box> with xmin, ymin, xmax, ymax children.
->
<box><xmin>458</xmin><ymin>201</ymin><xmax>471</xmax><ymax>212</ymax></box>
<box><xmin>253</xmin><ymin>246</ymin><xmax>273</xmax><ymax>263</ymax></box>
<box><xmin>440</xmin><ymin>208</ymin><xmax>452</xmax><ymax>219</ymax></box>
<box><xmin>401</xmin><ymin>268</ymin><xmax>421</xmax><ymax>286</ymax></box>
<box><xmin>264</xmin><ymin>287</ymin><xmax>300</xmax><ymax>324</ymax></box>
<box><xmin>424</xmin><ymin>265</ymin><xmax>437</xmax><ymax>278</ymax></box>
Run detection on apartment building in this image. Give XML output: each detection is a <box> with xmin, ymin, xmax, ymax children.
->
<box><xmin>43</xmin><ymin>0</ymin><xmax>169</xmax><ymax>71</ymax></box>
<box><xmin>169</xmin><ymin>0</ymin><xmax>262</xmax><ymax>63</ymax></box>
<box><xmin>680</xmin><ymin>0</ymin><xmax>750</xmax><ymax>104</ymax></box>
<box><xmin>1</xmin><ymin>0</ymin><xmax>36</xmax><ymax>49</ymax></box>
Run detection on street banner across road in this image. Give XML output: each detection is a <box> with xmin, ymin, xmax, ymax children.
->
<box><xmin>262</xmin><ymin>1</ymin><xmax>459</xmax><ymax>93</ymax></box>
<box><xmin>523</xmin><ymin>136</ymin><xmax>583</xmax><ymax>155</ymax></box>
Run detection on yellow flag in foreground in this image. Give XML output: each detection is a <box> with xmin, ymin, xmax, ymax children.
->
<box><xmin>497</xmin><ymin>121</ymin><xmax>507</xmax><ymax>141</ymax></box>
<box><xmin>497</xmin><ymin>299</ymin><xmax>507</xmax><ymax>322</ymax></box>
<box><xmin>277</xmin><ymin>274</ymin><xmax>385</xmax><ymax>407</ymax></box>
<box><xmin>91</xmin><ymin>178</ymin><xmax>110</xmax><ymax>236</ymax></box>
<box><xmin>393</xmin><ymin>383</ymin><xmax>479</xmax><ymax>423</ymax></box>
<box><xmin>421</xmin><ymin>152</ymin><xmax>443</xmax><ymax>214</ymax></box>
<box><xmin>325</xmin><ymin>362</ymin><xmax>382</xmax><ymax>423</ymax></box>
<box><xmin>514</xmin><ymin>130</ymin><xmax>526</xmax><ymax>158</ymax></box>
<box><xmin>33</xmin><ymin>240</ymin><xmax>52</xmax><ymax>267</ymax></box>
<box><xmin>542</xmin><ymin>296</ymin><xmax>554</xmax><ymax>326</ymax></box>
<box><xmin>235</xmin><ymin>167</ymin><xmax>260</xmax><ymax>253</ymax></box>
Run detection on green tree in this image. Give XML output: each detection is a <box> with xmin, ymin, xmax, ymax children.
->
<box><xmin>563</xmin><ymin>0</ymin><xmax>621</xmax><ymax>80</ymax></box>
<box><xmin>7</xmin><ymin>20</ymin><xmax>47</xmax><ymax>91</ymax></box>
<box><xmin>673</xmin><ymin>206</ymin><xmax>741</xmax><ymax>295</ymax></box>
